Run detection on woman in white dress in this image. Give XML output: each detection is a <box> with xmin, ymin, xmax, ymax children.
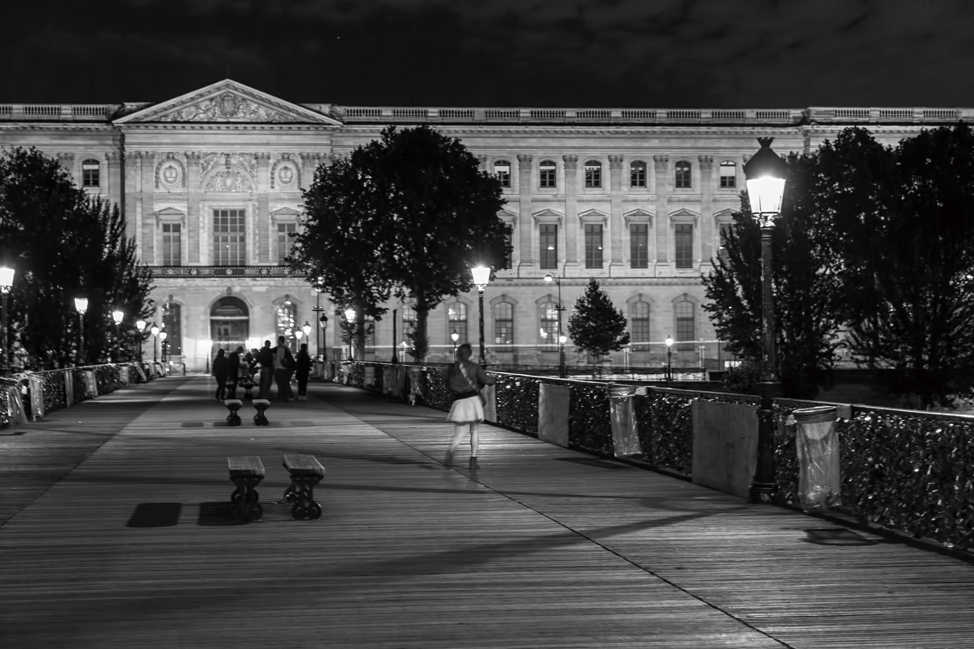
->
<box><xmin>444</xmin><ymin>343</ymin><xmax>496</xmax><ymax>469</ymax></box>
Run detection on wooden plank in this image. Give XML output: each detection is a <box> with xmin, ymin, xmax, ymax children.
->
<box><xmin>227</xmin><ymin>455</ymin><xmax>264</xmax><ymax>476</ymax></box>
<box><xmin>282</xmin><ymin>453</ymin><xmax>325</xmax><ymax>475</ymax></box>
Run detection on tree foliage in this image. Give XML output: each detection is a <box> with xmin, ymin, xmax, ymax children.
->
<box><xmin>0</xmin><ymin>147</ymin><xmax>153</xmax><ymax>369</ymax></box>
<box><xmin>567</xmin><ymin>279</ymin><xmax>630</xmax><ymax>364</ymax></box>
<box><xmin>703</xmin><ymin>153</ymin><xmax>845</xmax><ymax>398</ymax></box>
<box><xmin>705</xmin><ymin>125</ymin><xmax>974</xmax><ymax>407</ymax></box>
<box><xmin>293</xmin><ymin>126</ymin><xmax>509</xmax><ymax>362</ymax></box>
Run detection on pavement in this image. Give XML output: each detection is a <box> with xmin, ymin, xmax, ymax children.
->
<box><xmin>1</xmin><ymin>375</ymin><xmax>974</xmax><ymax>649</ymax></box>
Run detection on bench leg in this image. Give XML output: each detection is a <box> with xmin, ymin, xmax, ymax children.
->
<box><xmin>285</xmin><ymin>474</ymin><xmax>323</xmax><ymax>520</ymax></box>
<box><xmin>226</xmin><ymin>410</ymin><xmax>242</xmax><ymax>426</ymax></box>
<box><xmin>230</xmin><ymin>474</ymin><xmax>264</xmax><ymax>522</ymax></box>
<box><xmin>253</xmin><ymin>409</ymin><xmax>269</xmax><ymax>426</ymax></box>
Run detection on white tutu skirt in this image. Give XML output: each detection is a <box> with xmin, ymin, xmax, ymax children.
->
<box><xmin>447</xmin><ymin>393</ymin><xmax>484</xmax><ymax>423</ymax></box>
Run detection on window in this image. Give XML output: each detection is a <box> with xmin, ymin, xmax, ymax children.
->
<box><xmin>364</xmin><ymin>316</ymin><xmax>375</xmax><ymax>351</ymax></box>
<box><xmin>162</xmin><ymin>303</ymin><xmax>182</xmax><ymax>356</ymax></box>
<box><xmin>81</xmin><ymin>159</ymin><xmax>100</xmax><ymax>188</ymax></box>
<box><xmin>277</xmin><ymin>222</ymin><xmax>297</xmax><ymax>265</ymax></box>
<box><xmin>630</xmin><ymin>161</ymin><xmax>647</xmax><ymax>188</ymax></box>
<box><xmin>630</xmin><ymin>224</ymin><xmax>648</xmax><ymax>269</ymax></box>
<box><xmin>493</xmin><ymin>302</ymin><xmax>513</xmax><ymax>347</ymax></box>
<box><xmin>213</xmin><ymin>209</ymin><xmax>246</xmax><ymax>266</ymax></box>
<box><xmin>540</xmin><ymin>224</ymin><xmax>558</xmax><ymax>269</ymax></box>
<box><xmin>630</xmin><ymin>301</ymin><xmax>650</xmax><ymax>345</ymax></box>
<box><xmin>584</xmin><ymin>160</ymin><xmax>602</xmax><ymax>188</ymax></box>
<box><xmin>162</xmin><ymin>223</ymin><xmax>181</xmax><ymax>266</ymax></box>
<box><xmin>675</xmin><ymin>160</ymin><xmax>692</xmax><ymax>189</ymax></box>
<box><xmin>675</xmin><ymin>300</ymin><xmax>695</xmax><ymax>351</ymax></box>
<box><xmin>448</xmin><ymin>302</ymin><xmax>467</xmax><ymax>345</ymax></box>
<box><xmin>584</xmin><ymin>224</ymin><xmax>603</xmax><ymax>268</ymax></box>
<box><xmin>540</xmin><ymin>301</ymin><xmax>559</xmax><ymax>350</ymax></box>
<box><xmin>276</xmin><ymin>301</ymin><xmax>296</xmax><ymax>349</ymax></box>
<box><xmin>718</xmin><ymin>222</ymin><xmax>734</xmax><ymax>263</ymax></box>
<box><xmin>402</xmin><ymin>304</ymin><xmax>417</xmax><ymax>343</ymax></box>
<box><xmin>539</xmin><ymin>160</ymin><xmax>557</xmax><ymax>188</ymax></box>
<box><xmin>675</xmin><ymin>223</ymin><xmax>693</xmax><ymax>268</ymax></box>
<box><xmin>719</xmin><ymin>161</ymin><xmax>737</xmax><ymax>188</ymax></box>
<box><xmin>494</xmin><ymin>160</ymin><xmax>511</xmax><ymax>188</ymax></box>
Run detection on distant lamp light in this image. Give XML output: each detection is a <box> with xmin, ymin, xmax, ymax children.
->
<box><xmin>112</xmin><ymin>309</ymin><xmax>124</xmax><ymax>325</ymax></box>
<box><xmin>451</xmin><ymin>330</ymin><xmax>460</xmax><ymax>343</ymax></box>
<box><xmin>75</xmin><ymin>297</ymin><xmax>88</xmax><ymax>314</ymax></box>
<box><xmin>302</xmin><ymin>321</ymin><xmax>312</xmax><ymax>337</ymax></box>
<box><xmin>136</xmin><ymin>319</ymin><xmax>146</xmax><ymax>333</ymax></box>
<box><xmin>470</xmin><ymin>265</ymin><xmax>491</xmax><ymax>289</ymax></box>
<box><xmin>0</xmin><ymin>266</ymin><xmax>14</xmax><ymax>293</ymax></box>
<box><xmin>344</xmin><ymin>307</ymin><xmax>356</xmax><ymax>323</ymax></box>
<box><xmin>665</xmin><ymin>335</ymin><xmax>673</xmax><ymax>348</ymax></box>
<box><xmin>150</xmin><ymin>324</ymin><xmax>160</xmax><ymax>336</ymax></box>
<box><xmin>159</xmin><ymin>331</ymin><xmax>167</xmax><ymax>342</ymax></box>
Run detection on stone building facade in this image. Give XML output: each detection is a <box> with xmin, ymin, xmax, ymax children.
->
<box><xmin>1</xmin><ymin>79</ymin><xmax>966</xmax><ymax>372</ymax></box>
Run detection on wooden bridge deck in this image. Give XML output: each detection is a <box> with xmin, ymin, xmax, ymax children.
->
<box><xmin>1</xmin><ymin>376</ymin><xmax>973</xmax><ymax>649</ymax></box>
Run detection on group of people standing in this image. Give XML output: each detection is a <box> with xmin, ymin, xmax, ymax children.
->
<box><xmin>212</xmin><ymin>336</ymin><xmax>313</xmax><ymax>402</ymax></box>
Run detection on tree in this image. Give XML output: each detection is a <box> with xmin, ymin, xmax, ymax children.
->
<box><xmin>0</xmin><ymin>147</ymin><xmax>153</xmax><ymax>369</ymax></box>
<box><xmin>703</xmin><ymin>153</ymin><xmax>846</xmax><ymax>399</ymax></box>
<box><xmin>291</xmin><ymin>151</ymin><xmax>394</xmax><ymax>360</ymax></box>
<box><xmin>370</xmin><ymin>126</ymin><xmax>509</xmax><ymax>362</ymax></box>
<box><xmin>567</xmin><ymin>279</ymin><xmax>630</xmax><ymax>373</ymax></box>
<box><xmin>821</xmin><ymin>125</ymin><xmax>974</xmax><ymax>408</ymax></box>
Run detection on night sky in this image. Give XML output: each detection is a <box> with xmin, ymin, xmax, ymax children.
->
<box><xmin>2</xmin><ymin>0</ymin><xmax>972</xmax><ymax>109</ymax></box>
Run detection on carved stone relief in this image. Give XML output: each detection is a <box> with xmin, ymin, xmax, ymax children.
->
<box><xmin>164</xmin><ymin>92</ymin><xmax>300</xmax><ymax>123</ymax></box>
<box><xmin>202</xmin><ymin>169</ymin><xmax>255</xmax><ymax>193</ymax></box>
<box><xmin>156</xmin><ymin>153</ymin><xmax>186</xmax><ymax>189</ymax></box>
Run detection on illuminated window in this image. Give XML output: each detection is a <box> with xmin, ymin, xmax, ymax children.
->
<box><xmin>630</xmin><ymin>301</ymin><xmax>650</xmax><ymax>344</ymax></box>
<box><xmin>213</xmin><ymin>209</ymin><xmax>246</xmax><ymax>266</ymax></box>
<box><xmin>162</xmin><ymin>303</ymin><xmax>182</xmax><ymax>355</ymax></box>
<box><xmin>448</xmin><ymin>302</ymin><xmax>467</xmax><ymax>344</ymax></box>
<box><xmin>162</xmin><ymin>223</ymin><xmax>181</xmax><ymax>266</ymax></box>
<box><xmin>630</xmin><ymin>224</ymin><xmax>648</xmax><ymax>268</ymax></box>
<box><xmin>719</xmin><ymin>161</ymin><xmax>737</xmax><ymax>188</ymax></box>
<box><xmin>539</xmin><ymin>301</ymin><xmax>559</xmax><ymax>350</ymax></box>
<box><xmin>493</xmin><ymin>302</ymin><xmax>513</xmax><ymax>347</ymax></box>
<box><xmin>277</xmin><ymin>222</ymin><xmax>297</xmax><ymax>265</ymax></box>
<box><xmin>540</xmin><ymin>224</ymin><xmax>557</xmax><ymax>269</ymax></box>
<box><xmin>675</xmin><ymin>300</ymin><xmax>694</xmax><ymax>351</ymax></box>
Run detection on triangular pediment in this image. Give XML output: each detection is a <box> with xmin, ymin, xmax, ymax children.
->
<box><xmin>623</xmin><ymin>208</ymin><xmax>654</xmax><ymax>219</ymax></box>
<box><xmin>270</xmin><ymin>207</ymin><xmax>303</xmax><ymax>219</ymax></box>
<box><xmin>532</xmin><ymin>208</ymin><xmax>564</xmax><ymax>219</ymax></box>
<box><xmin>114</xmin><ymin>79</ymin><xmax>341</xmax><ymax>126</ymax></box>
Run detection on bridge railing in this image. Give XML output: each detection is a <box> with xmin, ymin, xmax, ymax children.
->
<box><xmin>343</xmin><ymin>360</ymin><xmax>974</xmax><ymax>552</ymax></box>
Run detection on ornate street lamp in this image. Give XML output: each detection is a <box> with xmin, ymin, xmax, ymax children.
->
<box><xmin>471</xmin><ymin>265</ymin><xmax>491</xmax><ymax>366</ymax></box>
<box><xmin>319</xmin><ymin>313</ymin><xmax>328</xmax><ymax>364</ymax></box>
<box><xmin>0</xmin><ymin>266</ymin><xmax>14</xmax><ymax>372</ymax></box>
<box><xmin>136</xmin><ymin>319</ymin><xmax>146</xmax><ymax>361</ymax></box>
<box><xmin>344</xmin><ymin>307</ymin><xmax>356</xmax><ymax>361</ymax></box>
<box><xmin>451</xmin><ymin>329</ymin><xmax>459</xmax><ymax>359</ymax></box>
<box><xmin>75</xmin><ymin>297</ymin><xmax>88</xmax><ymax>366</ymax></box>
<box><xmin>665</xmin><ymin>335</ymin><xmax>674</xmax><ymax>381</ymax></box>
<box><xmin>544</xmin><ymin>273</ymin><xmax>566</xmax><ymax>378</ymax></box>
<box><xmin>744</xmin><ymin>136</ymin><xmax>789</xmax><ymax>504</ymax></box>
<box><xmin>112</xmin><ymin>309</ymin><xmax>124</xmax><ymax>362</ymax></box>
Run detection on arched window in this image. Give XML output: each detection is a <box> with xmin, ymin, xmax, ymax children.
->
<box><xmin>719</xmin><ymin>161</ymin><xmax>737</xmax><ymax>188</ymax></box>
<box><xmin>675</xmin><ymin>160</ymin><xmax>692</xmax><ymax>189</ymax></box>
<box><xmin>539</xmin><ymin>301</ymin><xmax>559</xmax><ymax>350</ymax></box>
<box><xmin>493</xmin><ymin>160</ymin><xmax>511</xmax><ymax>188</ymax></box>
<box><xmin>630</xmin><ymin>161</ymin><xmax>647</xmax><ymax>188</ymax></box>
<box><xmin>630</xmin><ymin>301</ymin><xmax>650</xmax><ymax>346</ymax></box>
<box><xmin>448</xmin><ymin>302</ymin><xmax>467</xmax><ymax>344</ymax></box>
<box><xmin>539</xmin><ymin>160</ymin><xmax>557</xmax><ymax>188</ymax></box>
<box><xmin>81</xmin><ymin>159</ymin><xmax>100</xmax><ymax>188</ymax></box>
<box><xmin>162</xmin><ymin>303</ymin><xmax>182</xmax><ymax>356</ymax></box>
<box><xmin>364</xmin><ymin>315</ymin><xmax>375</xmax><ymax>351</ymax></box>
<box><xmin>493</xmin><ymin>302</ymin><xmax>513</xmax><ymax>347</ymax></box>
<box><xmin>276</xmin><ymin>300</ymin><xmax>296</xmax><ymax>350</ymax></box>
<box><xmin>675</xmin><ymin>300</ymin><xmax>694</xmax><ymax>351</ymax></box>
<box><xmin>584</xmin><ymin>160</ymin><xmax>602</xmax><ymax>188</ymax></box>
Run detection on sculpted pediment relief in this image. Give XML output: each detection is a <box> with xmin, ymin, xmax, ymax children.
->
<box><xmin>114</xmin><ymin>79</ymin><xmax>341</xmax><ymax>126</ymax></box>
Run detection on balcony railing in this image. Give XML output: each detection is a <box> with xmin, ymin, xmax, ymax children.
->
<box><xmin>151</xmin><ymin>266</ymin><xmax>296</xmax><ymax>278</ymax></box>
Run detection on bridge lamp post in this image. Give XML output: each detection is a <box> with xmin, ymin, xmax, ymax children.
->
<box><xmin>665</xmin><ymin>335</ymin><xmax>673</xmax><ymax>381</ymax></box>
<box><xmin>111</xmin><ymin>309</ymin><xmax>124</xmax><ymax>362</ymax></box>
<box><xmin>150</xmin><ymin>323</ymin><xmax>160</xmax><ymax>363</ymax></box>
<box><xmin>136</xmin><ymin>319</ymin><xmax>146</xmax><ymax>361</ymax></box>
<box><xmin>75</xmin><ymin>297</ymin><xmax>88</xmax><ymax>366</ymax></box>
<box><xmin>470</xmin><ymin>265</ymin><xmax>491</xmax><ymax>367</ymax></box>
<box><xmin>543</xmin><ymin>273</ymin><xmax>566</xmax><ymax>378</ymax></box>
<box><xmin>743</xmin><ymin>136</ymin><xmax>788</xmax><ymax>504</ymax></box>
<box><xmin>344</xmin><ymin>307</ymin><xmax>356</xmax><ymax>361</ymax></box>
<box><xmin>0</xmin><ymin>266</ymin><xmax>14</xmax><ymax>372</ymax></box>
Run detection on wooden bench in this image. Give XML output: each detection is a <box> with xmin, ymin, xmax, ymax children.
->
<box><xmin>282</xmin><ymin>454</ymin><xmax>325</xmax><ymax>520</ymax></box>
<box><xmin>224</xmin><ymin>399</ymin><xmax>243</xmax><ymax>426</ymax></box>
<box><xmin>252</xmin><ymin>399</ymin><xmax>270</xmax><ymax>426</ymax></box>
<box><xmin>227</xmin><ymin>456</ymin><xmax>264</xmax><ymax>522</ymax></box>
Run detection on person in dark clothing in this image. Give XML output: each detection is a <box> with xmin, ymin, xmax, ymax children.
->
<box><xmin>270</xmin><ymin>335</ymin><xmax>296</xmax><ymax>402</ymax></box>
<box><xmin>226</xmin><ymin>346</ymin><xmax>242</xmax><ymax>399</ymax></box>
<box><xmin>213</xmin><ymin>349</ymin><xmax>228</xmax><ymax>400</ymax></box>
<box><xmin>295</xmin><ymin>343</ymin><xmax>312</xmax><ymax>400</ymax></box>
<box><xmin>256</xmin><ymin>341</ymin><xmax>274</xmax><ymax>399</ymax></box>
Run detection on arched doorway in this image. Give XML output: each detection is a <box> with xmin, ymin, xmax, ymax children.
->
<box><xmin>210</xmin><ymin>296</ymin><xmax>249</xmax><ymax>356</ymax></box>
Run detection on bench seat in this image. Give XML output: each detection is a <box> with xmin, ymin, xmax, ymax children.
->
<box><xmin>227</xmin><ymin>455</ymin><xmax>264</xmax><ymax>522</ymax></box>
<box><xmin>282</xmin><ymin>454</ymin><xmax>325</xmax><ymax>520</ymax></box>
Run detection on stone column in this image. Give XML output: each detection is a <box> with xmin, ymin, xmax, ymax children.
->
<box><xmin>186</xmin><ymin>152</ymin><xmax>201</xmax><ymax>264</ymax></box>
<box><xmin>124</xmin><ymin>152</ymin><xmax>141</xmax><ymax>258</ymax></box>
<box><xmin>256</xmin><ymin>153</ymin><xmax>271</xmax><ymax>264</ymax></box>
<box><xmin>698</xmin><ymin>155</ymin><xmax>714</xmax><ymax>265</ymax></box>
<box><xmin>140</xmin><ymin>152</ymin><xmax>155</xmax><ymax>265</ymax></box>
<box><xmin>653</xmin><ymin>155</ymin><xmax>669</xmax><ymax>271</ymax></box>
<box><xmin>563</xmin><ymin>155</ymin><xmax>578</xmax><ymax>269</ymax></box>
<box><xmin>516</xmin><ymin>154</ymin><xmax>533</xmax><ymax>271</ymax></box>
<box><xmin>608</xmin><ymin>155</ymin><xmax>624</xmax><ymax>270</ymax></box>
<box><xmin>106</xmin><ymin>151</ymin><xmax>124</xmax><ymax>231</ymax></box>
